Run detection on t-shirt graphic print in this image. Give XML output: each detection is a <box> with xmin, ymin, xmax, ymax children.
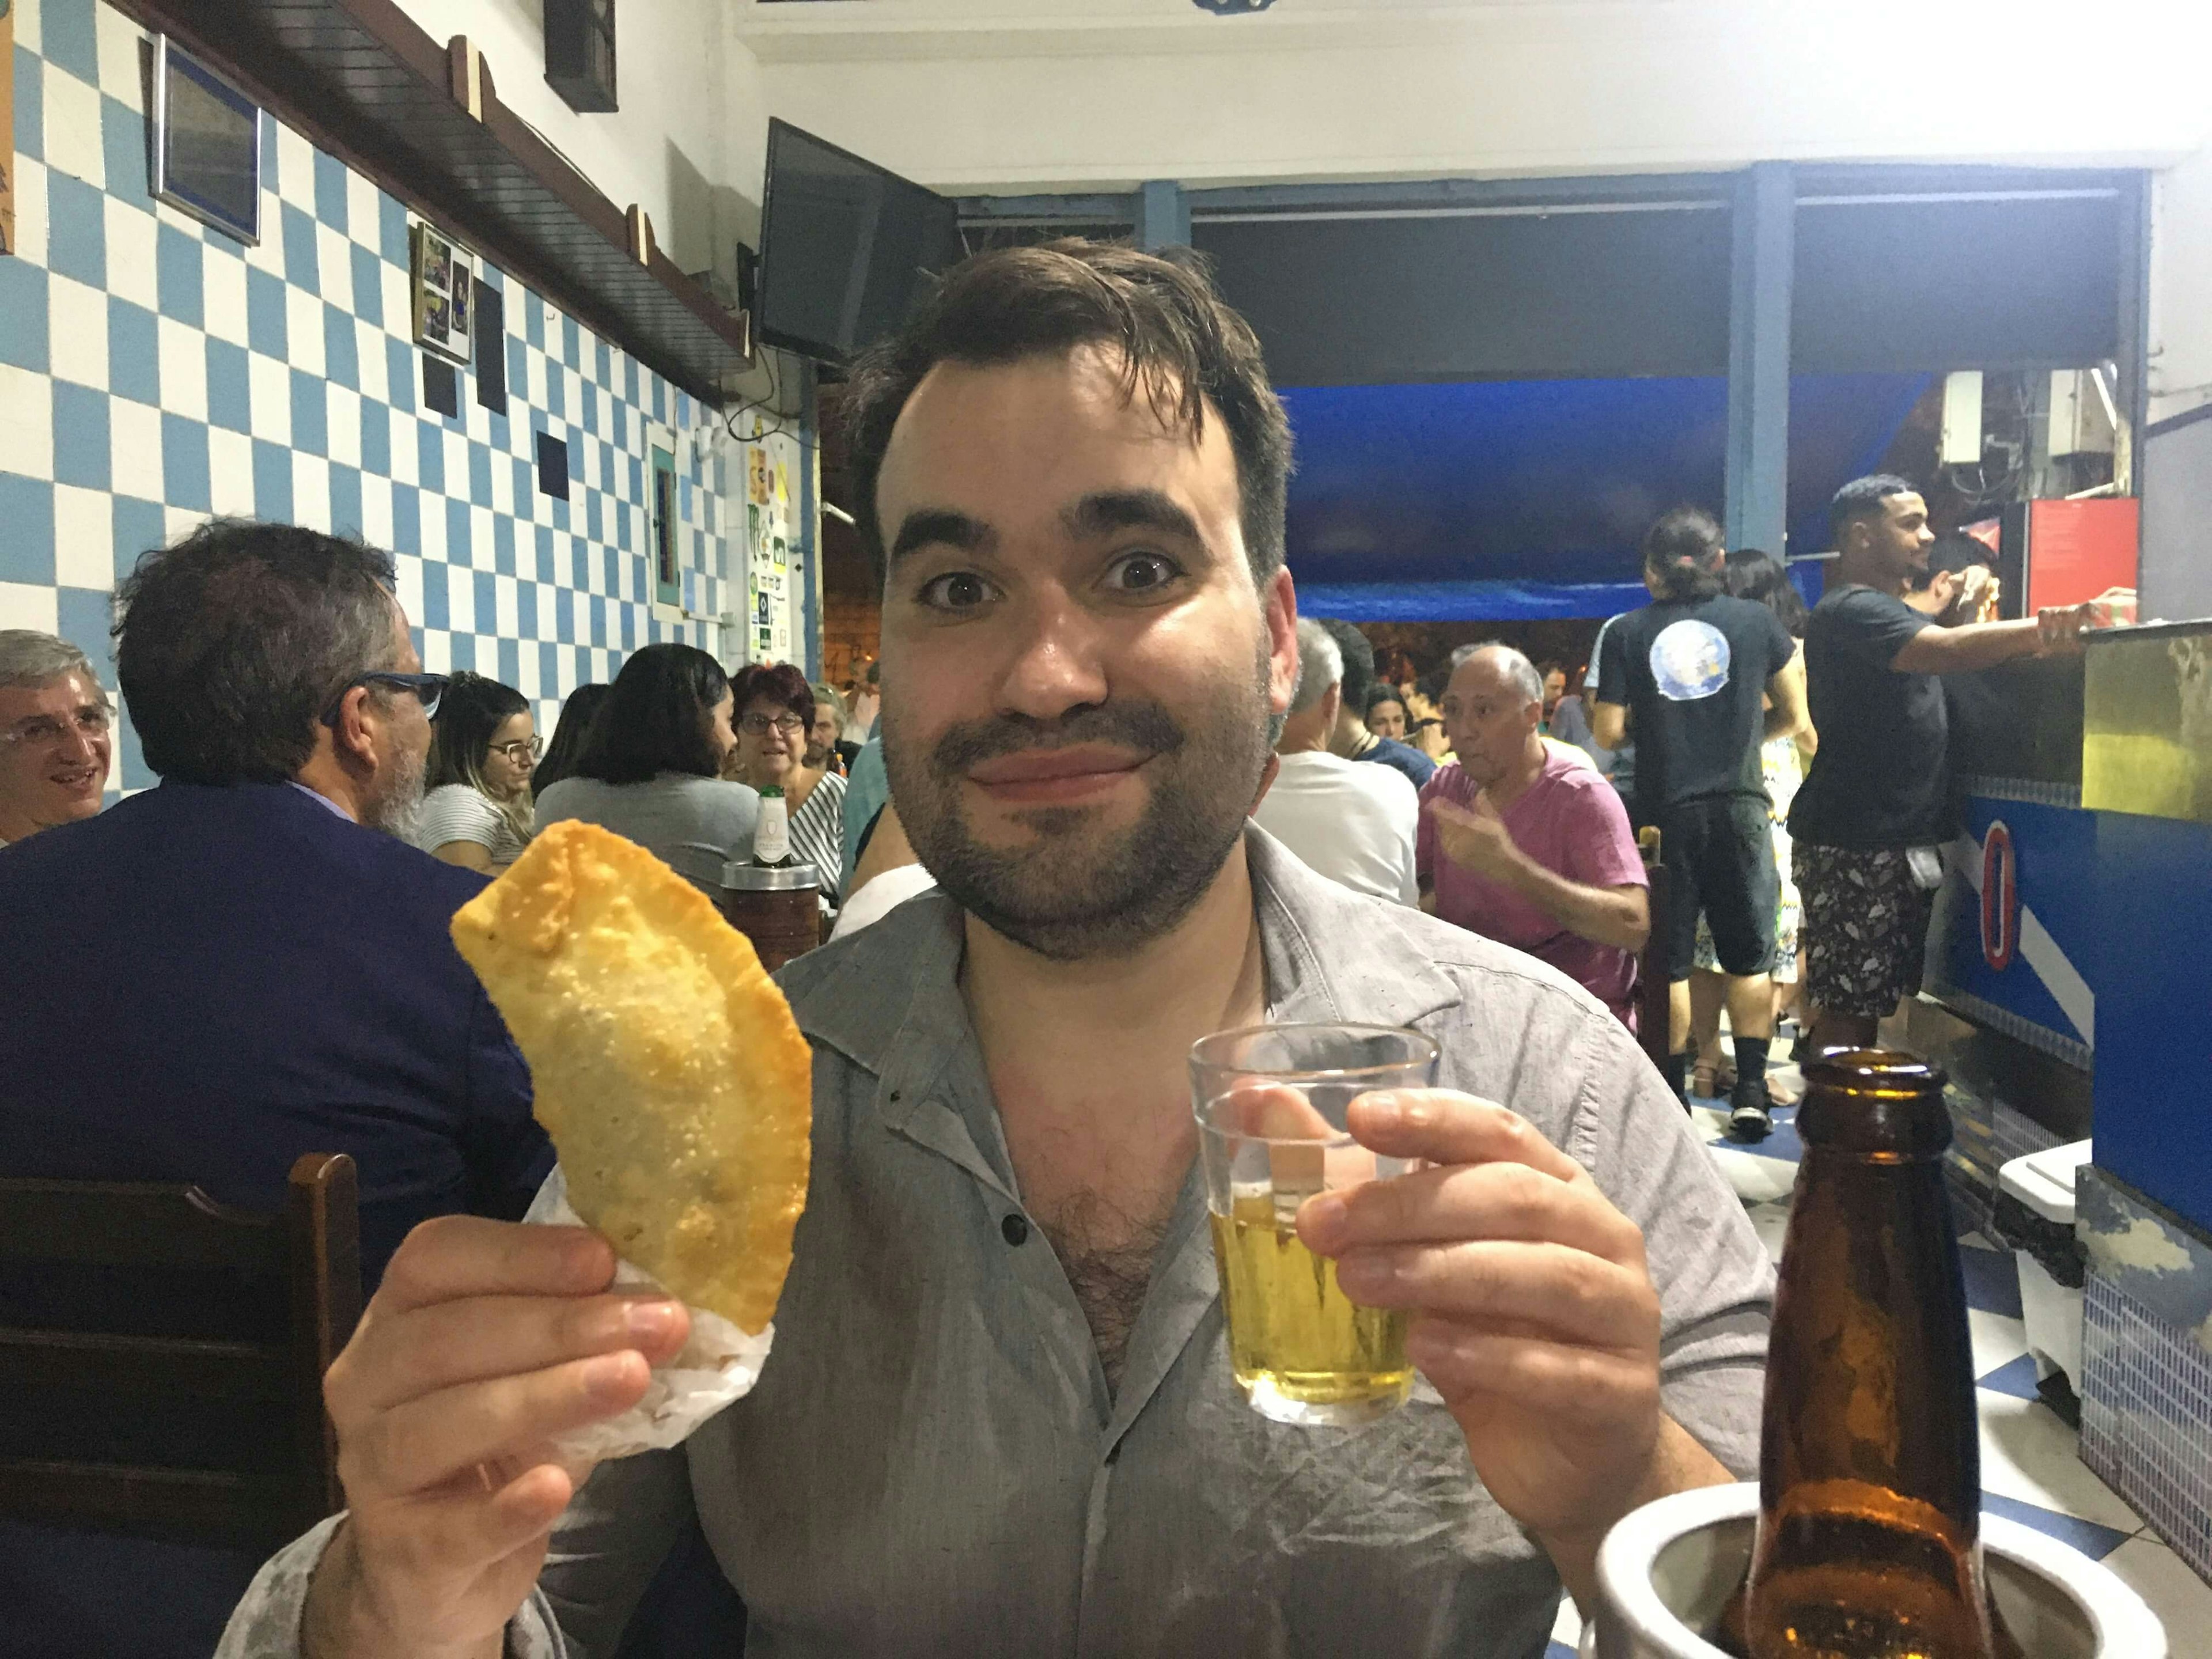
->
<box><xmin>1649</xmin><ymin>620</ymin><xmax>1732</xmax><ymax>702</ymax></box>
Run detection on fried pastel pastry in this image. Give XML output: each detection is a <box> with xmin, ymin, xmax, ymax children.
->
<box><xmin>452</xmin><ymin>820</ymin><xmax>812</xmax><ymax>1335</ymax></box>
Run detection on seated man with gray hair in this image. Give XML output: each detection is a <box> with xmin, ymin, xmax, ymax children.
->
<box><xmin>1421</xmin><ymin>642</ymin><xmax>1650</xmax><ymax>1028</ymax></box>
<box><xmin>1251</xmin><ymin>616</ymin><xmax>1420</xmax><ymax>904</ymax></box>
<box><xmin>0</xmin><ymin>630</ymin><xmax>113</xmax><ymax>846</ymax></box>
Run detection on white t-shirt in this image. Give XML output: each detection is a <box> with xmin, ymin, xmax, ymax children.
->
<box><xmin>415</xmin><ymin>783</ymin><xmax>531</xmax><ymax>866</ymax></box>
<box><xmin>1251</xmin><ymin>750</ymin><xmax>1421</xmax><ymax>907</ymax></box>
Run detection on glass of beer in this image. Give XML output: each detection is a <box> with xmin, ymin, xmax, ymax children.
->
<box><xmin>1191</xmin><ymin>1022</ymin><xmax>1440</xmax><ymax>1427</ymax></box>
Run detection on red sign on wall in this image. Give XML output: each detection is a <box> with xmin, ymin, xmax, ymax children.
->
<box><xmin>1982</xmin><ymin>821</ymin><xmax>2019</xmax><ymax>973</ymax></box>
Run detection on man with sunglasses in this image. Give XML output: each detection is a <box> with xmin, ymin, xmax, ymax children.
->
<box><xmin>0</xmin><ymin>520</ymin><xmax>551</xmax><ymax>1659</ymax></box>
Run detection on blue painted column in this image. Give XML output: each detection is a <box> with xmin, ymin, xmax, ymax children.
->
<box><xmin>1725</xmin><ymin>162</ymin><xmax>1794</xmax><ymax>557</ymax></box>
<box><xmin>1134</xmin><ymin>180</ymin><xmax>1190</xmax><ymax>251</ymax></box>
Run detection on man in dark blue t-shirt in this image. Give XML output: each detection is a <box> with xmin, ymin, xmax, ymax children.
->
<box><xmin>1315</xmin><ymin>617</ymin><xmax>1437</xmax><ymax>790</ymax></box>
<box><xmin>1594</xmin><ymin>507</ymin><xmax>1805</xmax><ymax>1136</ymax></box>
<box><xmin>1789</xmin><ymin>476</ymin><xmax>2097</xmax><ymax>1060</ymax></box>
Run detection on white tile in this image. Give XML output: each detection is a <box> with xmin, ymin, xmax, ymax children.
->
<box><xmin>207</xmin><ymin>425</ymin><xmax>257</xmax><ymax>518</ymax></box>
<box><xmin>0</xmin><ymin>581</ymin><xmax>60</xmax><ymax>634</ymax></box>
<box><xmin>162</xmin><ymin>505</ymin><xmax>210</xmax><ymax>547</ymax></box>
<box><xmin>444</xmin><ymin>427</ymin><xmax>471</xmax><ymax>497</ymax></box>
<box><xmin>392</xmin><ymin>552</ymin><xmax>424</xmax><ymax>627</ymax></box>
<box><xmin>525</xmin><ymin>346</ymin><xmax>547</xmax><ymax>410</ymax></box>
<box><xmin>104</xmin><ymin>198</ymin><xmax>157</xmax><ymax>310</ymax></box>
<box><xmin>156</xmin><ymin>317</ymin><xmax>209</xmax><ymax>423</ymax></box>
<box><xmin>490</xmin><ymin>448</ymin><xmax>515</xmax><ymax>516</ymax></box>
<box><xmin>247</xmin><ymin>352</ymin><xmax>291</xmax><ymax>445</ymax></box>
<box><xmin>416</xmin><ymin>490</ymin><xmax>445</xmax><ymax>562</ymax></box>
<box><xmin>355</xmin><ymin>319</ymin><xmax>389</xmax><ymax>405</ymax></box>
<box><xmin>0</xmin><ymin>366</ymin><xmax>56</xmax><ymax>482</ymax></box>
<box><xmin>1970</xmin><ymin>1310</ymin><xmax>2031</xmax><ymax>1380</ymax></box>
<box><xmin>1706</xmin><ymin>1145</ymin><xmax>1798</xmax><ymax>1206</ymax></box>
<box><xmin>274</xmin><ymin>124</ymin><xmax>318</xmax><ymax>213</ymax></box>
<box><xmin>285</xmin><ymin>285</ymin><xmax>326</xmax><ymax>378</ymax></box>
<box><xmin>494</xmin><ymin>572</ymin><xmax>520</xmax><ymax>638</ymax></box>
<box><xmin>419</xmin><ymin>627</ymin><xmax>450</xmax><ymax>674</ymax></box>
<box><xmin>1978</xmin><ymin>1393</ymin><xmax>2143</xmax><ymax>1534</ymax></box>
<box><xmin>202</xmin><ymin>248</ymin><xmax>250</xmax><ymax>346</ymax></box>
<box><xmin>445</xmin><ymin>561</ymin><xmax>475</xmax><ymax>634</ymax></box>
<box><xmin>327</xmin><ymin>386</ymin><xmax>362</xmax><ymax>469</ymax></box>
<box><xmin>292</xmin><ymin>452</ymin><xmax>331</xmax><ymax>533</ymax></box>
<box><xmin>13</xmin><ymin>0</ymin><xmax>39</xmax><ymax>52</ymax></box>
<box><xmin>2100</xmin><ymin>1536</ymin><xmax>2212</xmax><ymax>1650</ymax></box>
<box><xmin>95</xmin><ymin>5</ymin><xmax>148</xmax><ymax>104</ymax></box>
<box><xmin>316</xmin><ymin>224</ymin><xmax>355</xmax><ymax>316</ymax></box>
<box><xmin>346</xmin><ymin>173</ymin><xmax>382</xmax><ymax>247</ymax></box>
<box><xmin>107</xmin><ymin>397</ymin><xmax>164</xmax><ymax>504</ymax></box>
<box><xmin>384</xmin><ymin>266</ymin><xmax>414</xmax><ymax>343</ymax></box>
<box><xmin>41</xmin><ymin>64</ymin><xmax>104</xmax><ymax>190</ymax></box>
<box><xmin>358</xmin><ymin>473</ymin><xmax>394</xmax><ymax>552</ymax></box>
<box><xmin>47</xmin><ymin>274</ymin><xmax>110</xmax><ymax>392</ymax></box>
<box><xmin>51</xmin><ymin>484</ymin><xmax>112</xmax><ymax>590</ymax></box>
<box><xmin>387</xmin><ymin>408</ymin><xmax>418</xmax><ymax>487</ymax></box>
<box><xmin>10</xmin><ymin>156</ymin><xmax>50</xmax><ymax>266</ymax></box>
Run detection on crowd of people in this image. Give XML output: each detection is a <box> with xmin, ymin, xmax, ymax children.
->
<box><xmin>0</xmin><ymin>237</ymin><xmax>2113</xmax><ymax>1659</ymax></box>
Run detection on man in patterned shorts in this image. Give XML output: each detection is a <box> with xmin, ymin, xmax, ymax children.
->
<box><xmin>1789</xmin><ymin>476</ymin><xmax>2097</xmax><ymax>1058</ymax></box>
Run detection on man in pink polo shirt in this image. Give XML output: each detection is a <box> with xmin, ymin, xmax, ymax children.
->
<box><xmin>1418</xmin><ymin>643</ymin><xmax>1651</xmax><ymax>1027</ymax></box>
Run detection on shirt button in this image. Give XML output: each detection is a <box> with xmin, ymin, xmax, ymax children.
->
<box><xmin>1001</xmin><ymin>1213</ymin><xmax>1031</xmax><ymax>1247</ymax></box>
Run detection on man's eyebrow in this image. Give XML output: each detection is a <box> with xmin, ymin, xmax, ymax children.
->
<box><xmin>1062</xmin><ymin>489</ymin><xmax>1204</xmax><ymax>546</ymax></box>
<box><xmin>888</xmin><ymin>509</ymin><xmax>996</xmax><ymax>565</ymax></box>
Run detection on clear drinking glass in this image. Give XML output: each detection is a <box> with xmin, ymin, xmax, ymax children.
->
<box><xmin>1191</xmin><ymin>1022</ymin><xmax>1440</xmax><ymax>1427</ymax></box>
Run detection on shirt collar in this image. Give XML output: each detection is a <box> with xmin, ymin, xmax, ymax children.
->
<box><xmin>288</xmin><ymin>780</ymin><xmax>356</xmax><ymax>821</ymax></box>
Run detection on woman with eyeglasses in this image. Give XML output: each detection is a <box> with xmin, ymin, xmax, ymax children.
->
<box><xmin>533</xmin><ymin>643</ymin><xmax>759</xmax><ymax>893</ymax></box>
<box><xmin>724</xmin><ymin>662</ymin><xmax>847</xmax><ymax>912</ymax></box>
<box><xmin>415</xmin><ymin>672</ymin><xmax>537</xmax><ymax>874</ymax></box>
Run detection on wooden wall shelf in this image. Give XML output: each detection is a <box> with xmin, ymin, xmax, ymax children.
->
<box><xmin>114</xmin><ymin>0</ymin><xmax>752</xmax><ymax>407</ymax></box>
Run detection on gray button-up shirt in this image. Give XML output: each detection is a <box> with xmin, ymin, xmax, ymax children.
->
<box><xmin>219</xmin><ymin>829</ymin><xmax>1774</xmax><ymax>1659</ymax></box>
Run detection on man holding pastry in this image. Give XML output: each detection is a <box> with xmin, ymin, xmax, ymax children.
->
<box><xmin>222</xmin><ymin>243</ymin><xmax>1772</xmax><ymax>1658</ymax></box>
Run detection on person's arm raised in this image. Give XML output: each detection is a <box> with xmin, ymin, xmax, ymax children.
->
<box><xmin>299</xmin><ymin>1216</ymin><xmax>690</xmax><ymax>1659</ymax></box>
<box><xmin>1888</xmin><ymin>602</ymin><xmax>2094</xmax><ymax>675</ymax></box>
<box><xmin>1428</xmin><ymin>797</ymin><xmax>1649</xmax><ymax>953</ymax></box>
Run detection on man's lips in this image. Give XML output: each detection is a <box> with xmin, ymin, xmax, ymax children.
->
<box><xmin>966</xmin><ymin>746</ymin><xmax>1147</xmax><ymax>804</ymax></box>
<box><xmin>50</xmin><ymin>766</ymin><xmax>102</xmax><ymax>793</ymax></box>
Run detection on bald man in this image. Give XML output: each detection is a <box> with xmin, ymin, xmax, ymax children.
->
<box><xmin>1419</xmin><ymin>643</ymin><xmax>1650</xmax><ymax>1028</ymax></box>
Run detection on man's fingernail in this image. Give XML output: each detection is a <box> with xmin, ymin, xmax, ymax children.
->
<box><xmin>582</xmin><ymin>1351</ymin><xmax>641</xmax><ymax>1401</ymax></box>
<box><xmin>626</xmin><ymin>1301</ymin><xmax>680</xmax><ymax>1343</ymax></box>
<box><xmin>1335</xmin><ymin>1252</ymin><xmax>1398</xmax><ymax>1296</ymax></box>
<box><xmin>1302</xmin><ymin>1190</ymin><xmax>1347</xmax><ymax>1244</ymax></box>
<box><xmin>1362</xmin><ymin>1093</ymin><xmax>1404</xmax><ymax>1126</ymax></box>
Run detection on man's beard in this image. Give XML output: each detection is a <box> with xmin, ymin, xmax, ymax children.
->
<box><xmin>361</xmin><ymin>739</ymin><xmax>427</xmax><ymax>844</ymax></box>
<box><xmin>885</xmin><ymin>645</ymin><xmax>1275</xmax><ymax>963</ymax></box>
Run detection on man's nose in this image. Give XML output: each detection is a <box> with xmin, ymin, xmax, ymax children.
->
<box><xmin>994</xmin><ymin>590</ymin><xmax>1110</xmax><ymax>722</ymax></box>
<box><xmin>63</xmin><ymin>723</ymin><xmax>101</xmax><ymax>766</ymax></box>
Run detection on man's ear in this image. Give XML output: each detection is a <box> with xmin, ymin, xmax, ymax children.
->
<box><xmin>1263</xmin><ymin>567</ymin><xmax>1298</xmax><ymax>718</ymax></box>
<box><xmin>1320</xmin><ymin>681</ymin><xmax>1342</xmax><ymax>733</ymax></box>
<box><xmin>329</xmin><ymin>685</ymin><xmax>381</xmax><ymax>770</ymax></box>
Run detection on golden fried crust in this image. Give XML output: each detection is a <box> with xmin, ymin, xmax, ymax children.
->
<box><xmin>451</xmin><ymin>820</ymin><xmax>813</xmax><ymax>1334</ymax></box>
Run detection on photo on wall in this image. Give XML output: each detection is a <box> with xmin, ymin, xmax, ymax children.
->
<box><xmin>150</xmin><ymin>34</ymin><xmax>263</xmax><ymax>245</ymax></box>
<box><xmin>410</xmin><ymin>222</ymin><xmax>475</xmax><ymax>365</ymax></box>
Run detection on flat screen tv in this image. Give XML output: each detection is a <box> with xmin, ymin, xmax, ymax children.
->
<box><xmin>756</xmin><ymin>120</ymin><xmax>961</xmax><ymax>363</ymax></box>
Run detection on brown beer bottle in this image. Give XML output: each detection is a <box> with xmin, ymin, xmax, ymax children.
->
<box><xmin>1739</xmin><ymin>1051</ymin><xmax>2006</xmax><ymax>1659</ymax></box>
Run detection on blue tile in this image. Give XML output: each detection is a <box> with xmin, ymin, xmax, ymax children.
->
<box><xmin>596</xmin><ymin>339</ymin><xmax>613</xmax><ymax>387</ymax></box>
<box><xmin>1980</xmin><ymin>1493</ymin><xmax>2132</xmax><ymax>1562</ymax></box>
<box><xmin>312</xmin><ymin>150</ymin><xmax>348</xmax><ymax>233</ymax></box>
<box><xmin>251</xmin><ymin>438</ymin><xmax>293</xmax><ymax>521</ymax></box>
<box><xmin>47</xmin><ymin>173</ymin><xmax>107</xmax><ymax>288</ymax></box>
<box><xmin>0</xmin><ymin>258</ymin><xmax>50</xmax><ymax>372</ymax></box>
<box><xmin>1977</xmin><ymin>1353</ymin><xmax>2044</xmax><ymax>1403</ymax></box>
<box><xmin>546</xmin><ymin>360</ymin><xmax>565</xmax><ymax>419</ymax></box>
<box><xmin>570</xmin><ymin>540</ymin><xmax>590</xmax><ymax>591</ymax></box>
<box><xmin>111</xmin><ymin>495</ymin><xmax>167</xmax><ymax>584</ymax></box>
<box><xmin>539</xmin><ymin>641</ymin><xmax>559</xmax><ymax>695</ymax></box>
<box><xmin>14</xmin><ymin>43</ymin><xmax>45</xmax><ymax>163</ymax></box>
<box><xmin>51</xmin><ymin>381</ymin><xmax>111</xmax><ymax>491</ymax></box>
<box><xmin>535</xmin><ymin>525</ymin><xmax>556</xmax><ymax>585</ymax></box>
<box><xmin>418</xmin><ymin>553</ymin><xmax>448</xmax><ymax>629</ymax></box>
<box><xmin>279</xmin><ymin>204</ymin><xmax>320</xmax><ymax>294</ymax></box>
<box><xmin>447</xmin><ymin>631</ymin><xmax>476</xmax><ymax>673</ymax></box>
<box><xmin>378</xmin><ymin>193</ymin><xmax>410</xmax><ymax>269</ymax></box>
<box><xmin>415</xmin><ymin>422</ymin><xmax>444</xmax><ymax>494</ymax></box>
<box><xmin>493</xmin><ymin>514</ymin><xmax>516</xmax><ymax>576</ymax></box>
<box><xmin>55</xmin><ymin>584</ymin><xmax>112</xmax><ymax>673</ymax></box>
<box><xmin>589</xmin><ymin>593</ymin><xmax>606</xmax><ymax>646</ymax></box>
<box><xmin>469</xmin><ymin>441</ymin><xmax>493</xmax><ymax>506</ymax></box>
<box><xmin>160</xmin><ymin>414</ymin><xmax>211</xmax><ymax>512</ymax></box>
<box><xmin>385</xmin><ymin>338</ymin><xmax>417</xmax><ymax>415</ymax></box>
<box><xmin>359</xmin><ymin>398</ymin><xmax>391</xmax><ymax>477</ymax></box>
<box><xmin>101</xmin><ymin>94</ymin><xmax>152</xmax><ymax>210</ymax></box>
<box><xmin>118</xmin><ymin>700</ymin><xmax>154</xmax><ymax>790</ymax></box>
<box><xmin>525</xmin><ymin>291</ymin><xmax>544</xmax><ymax>349</ymax></box>
<box><xmin>446</xmin><ymin>496</ymin><xmax>472</xmax><ymax>567</ymax></box>
<box><xmin>0</xmin><ymin>472</ymin><xmax>57</xmax><ymax>584</ymax></box>
<box><xmin>40</xmin><ymin>0</ymin><xmax>99</xmax><ymax>84</ymax></box>
<box><xmin>310</xmin><ymin>467</ymin><xmax>355</xmax><ymax>543</ymax></box>
<box><xmin>290</xmin><ymin>369</ymin><xmax>328</xmax><ymax>457</ymax></box>
<box><xmin>259</xmin><ymin>114</ymin><xmax>281</xmax><ymax>206</ymax></box>
<box><xmin>601</xmin><ymin>543</ymin><xmax>619</xmax><ymax>596</ymax></box>
<box><xmin>474</xmin><ymin>569</ymin><xmax>496</xmax><ymax>632</ymax></box>
<box><xmin>155</xmin><ymin>223</ymin><xmax>205</xmax><ymax>327</ymax></box>
<box><xmin>497</xmin><ymin>636</ymin><xmax>520</xmax><ymax>687</ymax></box>
<box><xmin>517</xmin><ymin>578</ymin><xmax>537</xmax><ymax>638</ymax></box>
<box><xmin>205</xmin><ymin>338</ymin><xmax>251</xmax><ymax>433</ymax></box>
<box><xmin>562</xmin><ymin>313</ymin><xmax>579</xmax><ymax>368</ymax></box>
<box><xmin>108</xmin><ymin>299</ymin><xmax>160</xmax><ymax>406</ymax></box>
<box><xmin>247</xmin><ymin>268</ymin><xmax>288</xmax><ymax>358</ymax></box>
<box><xmin>511</xmin><ymin>457</ymin><xmax>535</xmax><ymax>519</ymax></box>
<box><xmin>1547</xmin><ymin>1643</ymin><xmax>1578</xmax><ymax>1659</ymax></box>
<box><xmin>1960</xmin><ymin>1242</ymin><xmax>2025</xmax><ymax>1319</ymax></box>
<box><xmin>389</xmin><ymin>483</ymin><xmax>419</xmax><ymax>556</ymax></box>
<box><xmin>554</xmin><ymin>586</ymin><xmax>573</xmax><ymax>644</ymax></box>
<box><xmin>350</xmin><ymin>243</ymin><xmax>384</xmax><ymax>329</ymax></box>
<box><xmin>323</xmin><ymin>304</ymin><xmax>359</xmax><ymax>391</ymax></box>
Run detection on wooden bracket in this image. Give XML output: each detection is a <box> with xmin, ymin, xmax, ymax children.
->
<box><xmin>447</xmin><ymin>35</ymin><xmax>486</xmax><ymax>122</ymax></box>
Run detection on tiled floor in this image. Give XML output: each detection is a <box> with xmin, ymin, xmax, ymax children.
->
<box><xmin>1543</xmin><ymin>1052</ymin><xmax>2212</xmax><ymax>1657</ymax></box>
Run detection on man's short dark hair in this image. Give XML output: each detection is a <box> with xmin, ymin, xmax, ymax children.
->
<box><xmin>114</xmin><ymin>518</ymin><xmax>400</xmax><ymax>784</ymax></box>
<box><xmin>1920</xmin><ymin>530</ymin><xmax>1995</xmax><ymax>586</ymax></box>
<box><xmin>1313</xmin><ymin>619</ymin><xmax>1377</xmax><ymax>714</ymax></box>
<box><xmin>1830</xmin><ymin>474</ymin><xmax>1918</xmax><ymax>547</ymax></box>
<box><xmin>840</xmin><ymin>239</ymin><xmax>1294</xmax><ymax>592</ymax></box>
<box><xmin>574</xmin><ymin>643</ymin><xmax>730</xmax><ymax>784</ymax></box>
<box><xmin>1641</xmin><ymin>505</ymin><xmax>1726</xmax><ymax>602</ymax></box>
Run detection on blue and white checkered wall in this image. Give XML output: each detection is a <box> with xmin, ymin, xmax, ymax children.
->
<box><xmin>1</xmin><ymin>0</ymin><xmax>752</xmax><ymax>796</ymax></box>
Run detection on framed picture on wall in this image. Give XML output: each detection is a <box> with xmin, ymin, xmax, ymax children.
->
<box><xmin>150</xmin><ymin>35</ymin><xmax>263</xmax><ymax>245</ymax></box>
<box><xmin>411</xmin><ymin>222</ymin><xmax>475</xmax><ymax>365</ymax></box>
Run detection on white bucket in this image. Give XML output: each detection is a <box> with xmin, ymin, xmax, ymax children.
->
<box><xmin>1588</xmin><ymin>1482</ymin><xmax>2165</xmax><ymax>1659</ymax></box>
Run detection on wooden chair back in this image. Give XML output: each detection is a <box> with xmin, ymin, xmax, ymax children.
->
<box><xmin>1637</xmin><ymin>827</ymin><xmax>1674</xmax><ymax>1073</ymax></box>
<box><xmin>0</xmin><ymin>1153</ymin><xmax>361</xmax><ymax>1550</ymax></box>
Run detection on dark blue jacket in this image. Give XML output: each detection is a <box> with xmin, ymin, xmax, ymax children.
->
<box><xmin>0</xmin><ymin>781</ymin><xmax>552</xmax><ymax>1289</ymax></box>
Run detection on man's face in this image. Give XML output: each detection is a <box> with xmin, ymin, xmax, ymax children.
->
<box><xmin>876</xmin><ymin>346</ymin><xmax>1297</xmax><ymax>961</ymax></box>
<box><xmin>357</xmin><ymin>611</ymin><xmax>433</xmax><ymax>839</ymax></box>
<box><xmin>808</xmin><ymin>708</ymin><xmax>839</xmax><ymax>766</ymax></box>
<box><xmin>1854</xmin><ymin>492</ymin><xmax>1935</xmax><ymax>588</ymax></box>
<box><xmin>1542</xmin><ymin>669</ymin><xmax>1566</xmax><ymax>717</ymax></box>
<box><xmin>1441</xmin><ymin>654</ymin><xmax>1539</xmax><ymax>789</ymax></box>
<box><xmin>0</xmin><ymin>669</ymin><xmax>112</xmax><ymax>836</ymax></box>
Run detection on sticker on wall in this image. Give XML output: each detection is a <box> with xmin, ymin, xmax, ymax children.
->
<box><xmin>748</xmin><ymin>448</ymin><xmax>771</xmax><ymax>506</ymax></box>
<box><xmin>410</xmin><ymin>222</ymin><xmax>475</xmax><ymax>365</ymax></box>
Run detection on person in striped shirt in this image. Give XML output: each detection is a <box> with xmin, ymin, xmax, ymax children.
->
<box><xmin>726</xmin><ymin>661</ymin><xmax>848</xmax><ymax>915</ymax></box>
